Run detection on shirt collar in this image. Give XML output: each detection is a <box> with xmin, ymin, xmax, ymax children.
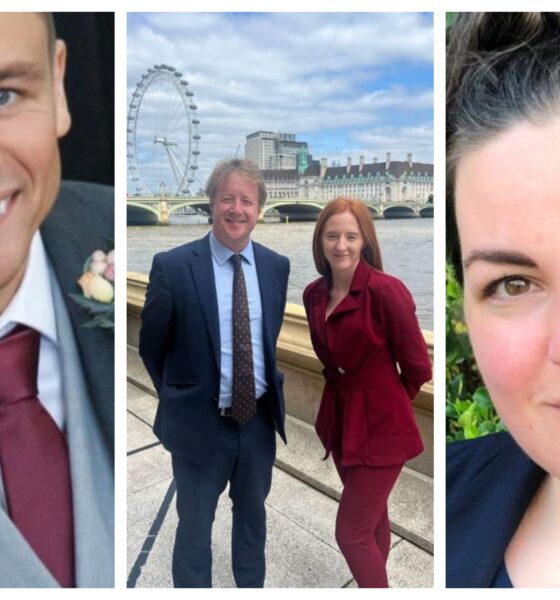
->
<box><xmin>209</xmin><ymin>231</ymin><xmax>254</xmax><ymax>267</ymax></box>
<box><xmin>0</xmin><ymin>231</ymin><xmax>58</xmax><ymax>343</ymax></box>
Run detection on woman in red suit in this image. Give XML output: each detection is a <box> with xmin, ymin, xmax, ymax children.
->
<box><xmin>303</xmin><ymin>198</ymin><xmax>431</xmax><ymax>587</ymax></box>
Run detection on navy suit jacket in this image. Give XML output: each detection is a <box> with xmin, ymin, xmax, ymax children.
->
<box><xmin>139</xmin><ymin>234</ymin><xmax>290</xmax><ymax>463</ymax></box>
<box><xmin>446</xmin><ymin>432</ymin><xmax>545</xmax><ymax>587</ymax></box>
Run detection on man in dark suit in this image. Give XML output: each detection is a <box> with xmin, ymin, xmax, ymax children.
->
<box><xmin>0</xmin><ymin>13</ymin><xmax>113</xmax><ymax>587</ymax></box>
<box><xmin>139</xmin><ymin>158</ymin><xmax>290</xmax><ymax>588</ymax></box>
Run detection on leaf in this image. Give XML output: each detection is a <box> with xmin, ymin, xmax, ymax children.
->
<box><xmin>69</xmin><ymin>293</ymin><xmax>113</xmax><ymax>314</ymax></box>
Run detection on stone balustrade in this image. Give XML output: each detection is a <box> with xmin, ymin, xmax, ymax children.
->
<box><xmin>127</xmin><ymin>272</ymin><xmax>434</xmax><ymax>477</ymax></box>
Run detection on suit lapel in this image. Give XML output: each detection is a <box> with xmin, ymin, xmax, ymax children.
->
<box><xmin>253</xmin><ymin>243</ymin><xmax>276</xmax><ymax>355</ymax></box>
<box><xmin>0</xmin><ymin>513</ymin><xmax>58</xmax><ymax>587</ymax></box>
<box><xmin>328</xmin><ymin>259</ymin><xmax>367</xmax><ymax>319</ymax></box>
<box><xmin>190</xmin><ymin>235</ymin><xmax>221</xmax><ymax>369</ymax></box>
<box><xmin>308</xmin><ymin>278</ymin><xmax>329</xmax><ymax>349</ymax></box>
<box><xmin>50</xmin><ymin>267</ymin><xmax>114</xmax><ymax>587</ymax></box>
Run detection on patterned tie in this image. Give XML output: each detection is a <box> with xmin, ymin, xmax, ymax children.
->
<box><xmin>0</xmin><ymin>325</ymin><xmax>75</xmax><ymax>587</ymax></box>
<box><xmin>231</xmin><ymin>254</ymin><xmax>257</xmax><ymax>424</ymax></box>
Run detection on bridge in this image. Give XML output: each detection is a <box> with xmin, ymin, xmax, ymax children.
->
<box><xmin>127</xmin><ymin>195</ymin><xmax>433</xmax><ymax>225</ymax></box>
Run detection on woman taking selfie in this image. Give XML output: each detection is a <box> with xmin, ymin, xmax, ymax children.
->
<box><xmin>303</xmin><ymin>198</ymin><xmax>431</xmax><ymax>587</ymax></box>
<box><xmin>446</xmin><ymin>12</ymin><xmax>560</xmax><ymax>588</ymax></box>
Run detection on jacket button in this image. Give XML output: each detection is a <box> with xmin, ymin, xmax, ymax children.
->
<box><xmin>338</xmin><ymin>367</ymin><xmax>345</xmax><ymax>375</ymax></box>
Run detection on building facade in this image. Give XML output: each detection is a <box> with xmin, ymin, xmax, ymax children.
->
<box><xmin>262</xmin><ymin>152</ymin><xmax>433</xmax><ymax>203</ymax></box>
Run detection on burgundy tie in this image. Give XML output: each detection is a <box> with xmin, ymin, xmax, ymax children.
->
<box><xmin>0</xmin><ymin>325</ymin><xmax>75</xmax><ymax>587</ymax></box>
<box><xmin>231</xmin><ymin>254</ymin><xmax>257</xmax><ymax>424</ymax></box>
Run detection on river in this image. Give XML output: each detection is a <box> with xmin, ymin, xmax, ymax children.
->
<box><xmin>128</xmin><ymin>219</ymin><xmax>433</xmax><ymax>330</ymax></box>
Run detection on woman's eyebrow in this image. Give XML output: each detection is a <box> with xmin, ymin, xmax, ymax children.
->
<box><xmin>463</xmin><ymin>249</ymin><xmax>538</xmax><ymax>270</ymax></box>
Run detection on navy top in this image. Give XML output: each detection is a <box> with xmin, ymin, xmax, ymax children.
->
<box><xmin>490</xmin><ymin>560</ymin><xmax>513</xmax><ymax>588</ymax></box>
<box><xmin>447</xmin><ymin>432</ymin><xmax>545</xmax><ymax>587</ymax></box>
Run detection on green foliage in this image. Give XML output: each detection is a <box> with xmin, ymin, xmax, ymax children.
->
<box><xmin>446</xmin><ymin>263</ymin><xmax>505</xmax><ymax>442</ymax></box>
<box><xmin>446</xmin><ymin>13</ymin><xmax>457</xmax><ymax>30</ymax></box>
<box><xmin>68</xmin><ymin>293</ymin><xmax>115</xmax><ymax>329</ymax></box>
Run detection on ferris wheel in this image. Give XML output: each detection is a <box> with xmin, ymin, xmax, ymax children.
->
<box><xmin>127</xmin><ymin>64</ymin><xmax>201</xmax><ymax>196</ymax></box>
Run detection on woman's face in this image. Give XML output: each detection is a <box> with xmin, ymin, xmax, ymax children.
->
<box><xmin>456</xmin><ymin>116</ymin><xmax>560</xmax><ymax>478</ymax></box>
<box><xmin>321</xmin><ymin>210</ymin><xmax>364</xmax><ymax>277</ymax></box>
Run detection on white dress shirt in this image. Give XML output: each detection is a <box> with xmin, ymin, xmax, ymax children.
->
<box><xmin>209</xmin><ymin>232</ymin><xmax>267</xmax><ymax>408</ymax></box>
<box><xmin>0</xmin><ymin>232</ymin><xmax>64</xmax><ymax>430</ymax></box>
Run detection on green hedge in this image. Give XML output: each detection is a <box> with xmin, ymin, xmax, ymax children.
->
<box><xmin>446</xmin><ymin>263</ymin><xmax>505</xmax><ymax>441</ymax></box>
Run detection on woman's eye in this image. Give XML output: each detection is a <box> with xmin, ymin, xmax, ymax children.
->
<box><xmin>485</xmin><ymin>277</ymin><xmax>533</xmax><ymax>299</ymax></box>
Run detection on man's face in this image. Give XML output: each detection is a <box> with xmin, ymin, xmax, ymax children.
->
<box><xmin>0</xmin><ymin>13</ymin><xmax>70</xmax><ymax>312</ymax></box>
<box><xmin>210</xmin><ymin>172</ymin><xmax>261</xmax><ymax>252</ymax></box>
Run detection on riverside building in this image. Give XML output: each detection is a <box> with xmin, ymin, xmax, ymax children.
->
<box><xmin>245</xmin><ymin>131</ymin><xmax>433</xmax><ymax>204</ymax></box>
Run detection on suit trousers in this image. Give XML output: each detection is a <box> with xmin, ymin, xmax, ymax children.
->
<box><xmin>171</xmin><ymin>402</ymin><xmax>276</xmax><ymax>588</ymax></box>
<box><xmin>332</xmin><ymin>449</ymin><xmax>403</xmax><ymax>588</ymax></box>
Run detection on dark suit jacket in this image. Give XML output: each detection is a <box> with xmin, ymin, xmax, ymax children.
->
<box><xmin>139</xmin><ymin>234</ymin><xmax>290</xmax><ymax>463</ymax></box>
<box><xmin>303</xmin><ymin>259</ymin><xmax>431</xmax><ymax>467</ymax></box>
<box><xmin>40</xmin><ymin>181</ymin><xmax>114</xmax><ymax>450</ymax></box>
<box><xmin>446</xmin><ymin>432</ymin><xmax>545</xmax><ymax>587</ymax></box>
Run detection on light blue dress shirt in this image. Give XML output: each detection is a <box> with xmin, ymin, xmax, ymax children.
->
<box><xmin>209</xmin><ymin>232</ymin><xmax>267</xmax><ymax>408</ymax></box>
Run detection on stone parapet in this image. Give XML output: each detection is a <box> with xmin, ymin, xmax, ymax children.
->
<box><xmin>127</xmin><ymin>273</ymin><xmax>434</xmax><ymax>477</ymax></box>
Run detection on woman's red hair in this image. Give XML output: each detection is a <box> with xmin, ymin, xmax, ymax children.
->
<box><xmin>312</xmin><ymin>198</ymin><xmax>383</xmax><ymax>276</ymax></box>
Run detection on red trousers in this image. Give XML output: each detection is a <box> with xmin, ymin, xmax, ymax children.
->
<box><xmin>332</xmin><ymin>450</ymin><xmax>403</xmax><ymax>588</ymax></box>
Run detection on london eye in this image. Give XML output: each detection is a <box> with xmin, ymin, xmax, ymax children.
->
<box><xmin>127</xmin><ymin>64</ymin><xmax>201</xmax><ymax>196</ymax></box>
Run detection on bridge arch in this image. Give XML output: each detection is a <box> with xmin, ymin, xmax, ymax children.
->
<box><xmin>264</xmin><ymin>202</ymin><xmax>322</xmax><ymax>221</ymax></box>
<box><xmin>127</xmin><ymin>202</ymin><xmax>160</xmax><ymax>226</ymax></box>
<box><xmin>382</xmin><ymin>204</ymin><xmax>416</xmax><ymax>219</ymax></box>
<box><xmin>363</xmin><ymin>204</ymin><xmax>379</xmax><ymax>218</ymax></box>
<box><xmin>167</xmin><ymin>200</ymin><xmax>210</xmax><ymax>217</ymax></box>
<box><xmin>419</xmin><ymin>205</ymin><xmax>433</xmax><ymax>218</ymax></box>
<box><xmin>127</xmin><ymin>201</ymin><xmax>160</xmax><ymax>219</ymax></box>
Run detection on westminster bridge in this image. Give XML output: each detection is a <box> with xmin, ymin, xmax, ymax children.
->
<box><xmin>127</xmin><ymin>195</ymin><xmax>434</xmax><ymax>225</ymax></box>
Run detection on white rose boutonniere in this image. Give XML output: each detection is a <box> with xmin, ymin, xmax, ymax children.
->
<box><xmin>70</xmin><ymin>248</ymin><xmax>115</xmax><ymax>330</ymax></box>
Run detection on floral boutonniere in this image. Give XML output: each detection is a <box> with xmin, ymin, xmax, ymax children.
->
<box><xmin>69</xmin><ymin>248</ymin><xmax>114</xmax><ymax>330</ymax></box>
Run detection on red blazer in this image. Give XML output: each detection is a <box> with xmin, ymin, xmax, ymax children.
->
<box><xmin>303</xmin><ymin>259</ymin><xmax>432</xmax><ymax>467</ymax></box>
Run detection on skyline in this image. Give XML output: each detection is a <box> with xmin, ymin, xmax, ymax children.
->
<box><xmin>127</xmin><ymin>12</ymin><xmax>433</xmax><ymax>193</ymax></box>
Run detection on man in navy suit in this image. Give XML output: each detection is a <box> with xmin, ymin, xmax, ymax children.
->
<box><xmin>139</xmin><ymin>158</ymin><xmax>290</xmax><ymax>588</ymax></box>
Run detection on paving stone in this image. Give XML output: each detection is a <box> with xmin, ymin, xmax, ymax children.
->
<box><xmin>127</xmin><ymin>377</ymin><xmax>434</xmax><ymax>587</ymax></box>
<box><xmin>127</xmin><ymin>381</ymin><xmax>158</xmax><ymax>427</ymax></box>
<box><xmin>387</xmin><ymin>538</ymin><xmax>433</xmax><ymax>588</ymax></box>
<box><xmin>127</xmin><ymin>410</ymin><xmax>158</xmax><ymax>453</ymax></box>
<box><xmin>127</xmin><ymin>441</ymin><xmax>171</xmax><ymax>495</ymax></box>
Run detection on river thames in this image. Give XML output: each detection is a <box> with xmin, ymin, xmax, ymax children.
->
<box><xmin>128</xmin><ymin>219</ymin><xmax>433</xmax><ymax>330</ymax></box>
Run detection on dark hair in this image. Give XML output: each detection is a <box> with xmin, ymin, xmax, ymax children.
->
<box><xmin>205</xmin><ymin>158</ymin><xmax>267</xmax><ymax>208</ymax></box>
<box><xmin>447</xmin><ymin>12</ymin><xmax>560</xmax><ymax>282</ymax></box>
<box><xmin>41</xmin><ymin>12</ymin><xmax>56</xmax><ymax>58</ymax></box>
<box><xmin>312</xmin><ymin>198</ymin><xmax>383</xmax><ymax>276</ymax></box>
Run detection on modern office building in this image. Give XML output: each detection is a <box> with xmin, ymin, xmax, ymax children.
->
<box><xmin>245</xmin><ymin>131</ymin><xmax>310</xmax><ymax>171</ymax></box>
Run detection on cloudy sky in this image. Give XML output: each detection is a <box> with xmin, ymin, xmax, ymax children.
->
<box><xmin>127</xmin><ymin>12</ymin><xmax>433</xmax><ymax>193</ymax></box>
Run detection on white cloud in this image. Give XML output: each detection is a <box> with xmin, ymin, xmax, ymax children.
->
<box><xmin>127</xmin><ymin>12</ymin><xmax>433</xmax><ymax>191</ymax></box>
